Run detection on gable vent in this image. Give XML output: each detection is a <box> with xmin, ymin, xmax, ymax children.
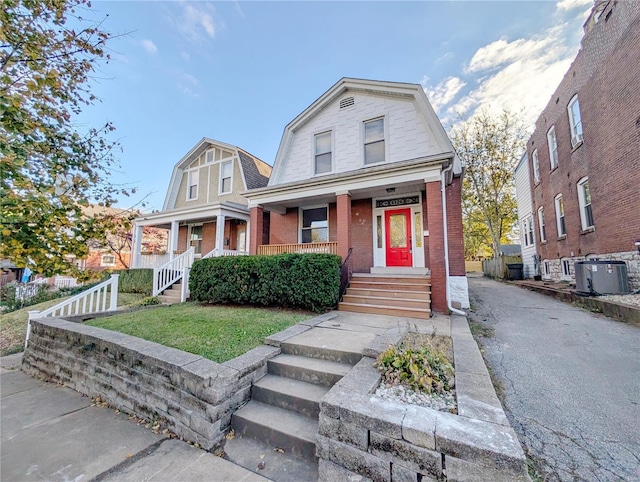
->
<box><xmin>339</xmin><ymin>97</ymin><xmax>355</xmax><ymax>109</ymax></box>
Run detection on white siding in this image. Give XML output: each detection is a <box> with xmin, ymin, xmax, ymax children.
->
<box><xmin>515</xmin><ymin>155</ymin><xmax>537</xmax><ymax>278</ymax></box>
<box><xmin>272</xmin><ymin>93</ymin><xmax>440</xmax><ymax>185</ymax></box>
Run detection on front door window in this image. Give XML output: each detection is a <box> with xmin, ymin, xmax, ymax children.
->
<box><xmin>385</xmin><ymin>208</ymin><xmax>412</xmax><ymax>267</ymax></box>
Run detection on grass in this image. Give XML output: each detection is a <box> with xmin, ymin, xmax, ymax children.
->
<box><xmin>87</xmin><ymin>303</ymin><xmax>311</xmax><ymax>363</ymax></box>
<box><xmin>0</xmin><ymin>292</ymin><xmax>145</xmax><ymax>357</ymax></box>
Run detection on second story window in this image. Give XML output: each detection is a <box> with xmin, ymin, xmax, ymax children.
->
<box><xmin>577</xmin><ymin>177</ymin><xmax>594</xmax><ymax>230</ymax></box>
<box><xmin>364</xmin><ymin>117</ymin><xmax>385</xmax><ymax>165</ymax></box>
<box><xmin>537</xmin><ymin>206</ymin><xmax>546</xmax><ymax>242</ymax></box>
<box><xmin>187</xmin><ymin>169</ymin><xmax>199</xmax><ymax>200</ymax></box>
<box><xmin>220</xmin><ymin>161</ymin><xmax>232</xmax><ymax>194</ymax></box>
<box><xmin>568</xmin><ymin>95</ymin><xmax>583</xmax><ymax>147</ymax></box>
<box><xmin>314</xmin><ymin>131</ymin><xmax>332</xmax><ymax>174</ymax></box>
<box><xmin>547</xmin><ymin>126</ymin><xmax>558</xmax><ymax>169</ymax></box>
<box><xmin>532</xmin><ymin>149</ymin><xmax>540</xmax><ymax>183</ymax></box>
<box><xmin>523</xmin><ymin>216</ymin><xmax>534</xmax><ymax>247</ymax></box>
<box><xmin>555</xmin><ymin>194</ymin><xmax>566</xmax><ymax>237</ymax></box>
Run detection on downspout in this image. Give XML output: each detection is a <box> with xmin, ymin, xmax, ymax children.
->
<box><xmin>441</xmin><ymin>162</ymin><xmax>466</xmax><ymax>316</ymax></box>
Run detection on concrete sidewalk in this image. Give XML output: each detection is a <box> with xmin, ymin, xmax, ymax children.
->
<box><xmin>1</xmin><ymin>353</ymin><xmax>267</xmax><ymax>482</ymax></box>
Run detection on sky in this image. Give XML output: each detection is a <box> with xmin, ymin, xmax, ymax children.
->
<box><xmin>82</xmin><ymin>0</ymin><xmax>595</xmax><ymax>211</ymax></box>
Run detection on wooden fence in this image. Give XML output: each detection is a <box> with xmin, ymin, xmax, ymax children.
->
<box><xmin>482</xmin><ymin>255</ymin><xmax>523</xmax><ymax>279</ymax></box>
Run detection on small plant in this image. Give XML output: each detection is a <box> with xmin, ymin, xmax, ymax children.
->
<box><xmin>132</xmin><ymin>296</ymin><xmax>160</xmax><ymax>307</ymax></box>
<box><xmin>375</xmin><ymin>345</ymin><xmax>455</xmax><ymax>395</ymax></box>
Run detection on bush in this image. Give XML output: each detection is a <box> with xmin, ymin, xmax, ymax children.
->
<box><xmin>189</xmin><ymin>253</ymin><xmax>340</xmax><ymax>312</ymax></box>
<box><xmin>0</xmin><ymin>283</ymin><xmax>57</xmax><ymax>313</ymax></box>
<box><xmin>110</xmin><ymin>269</ymin><xmax>153</xmax><ymax>295</ymax></box>
<box><xmin>130</xmin><ymin>295</ymin><xmax>160</xmax><ymax>307</ymax></box>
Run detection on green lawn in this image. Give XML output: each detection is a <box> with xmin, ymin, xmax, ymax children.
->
<box><xmin>87</xmin><ymin>303</ymin><xmax>311</xmax><ymax>363</ymax></box>
<box><xmin>0</xmin><ymin>293</ymin><xmax>146</xmax><ymax>357</ymax></box>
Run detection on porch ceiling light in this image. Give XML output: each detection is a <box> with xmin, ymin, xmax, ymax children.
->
<box><xmin>386</xmin><ymin>187</ymin><xmax>396</xmax><ymax>193</ymax></box>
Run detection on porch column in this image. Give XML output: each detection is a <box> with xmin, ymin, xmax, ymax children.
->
<box><xmin>249</xmin><ymin>206</ymin><xmax>264</xmax><ymax>255</ymax></box>
<box><xmin>215</xmin><ymin>214</ymin><xmax>226</xmax><ymax>255</ymax></box>
<box><xmin>169</xmin><ymin>221</ymin><xmax>179</xmax><ymax>259</ymax></box>
<box><xmin>336</xmin><ymin>192</ymin><xmax>352</xmax><ymax>263</ymax></box>
<box><xmin>426</xmin><ymin>181</ymin><xmax>446</xmax><ymax>313</ymax></box>
<box><xmin>131</xmin><ymin>224</ymin><xmax>143</xmax><ymax>268</ymax></box>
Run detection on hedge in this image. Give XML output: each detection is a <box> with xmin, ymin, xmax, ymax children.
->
<box><xmin>189</xmin><ymin>253</ymin><xmax>341</xmax><ymax>312</ymax></box>
<box><xmin>111</xmin><ymin>269</ymin><xmax>153</xmax><ymax>295</ymax></box>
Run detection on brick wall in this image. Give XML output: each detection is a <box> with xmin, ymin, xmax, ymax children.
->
<box><xmin>426</xmin><ymin>181</ymin><xmax>446</xmax><ymax>313</ymax></box>
<box><xmin>201</xmin><ymin>222</ymin><xmax>217</xmax><ymax>255</ymax></box>
<box><xmin>249</xmin><ymin>206</ymin><xmax>264</xmax><ymax>255</ymax></box>
<box><xmin>446</xmin><ymin>177</ymin><xmax>466</xmax><ymax>276</ymax></box>
<box><xmin>351</xmin><ymin>199</ymin><xmax>374</xmax><ymax>273</ymax></box>
<box><xmin>527</xmin><ymin>1</ymin><xmax>640</xmax><ymax>271</ymax></box>
<box><xmin>177</xmin><ymin>226</ymin><xmax>188</xmax><ymax>252</ymax></box>
<box><xmin>269</xmin><ymin>209</ymin><xmax>299</xmax><ymax>245</ymax></box>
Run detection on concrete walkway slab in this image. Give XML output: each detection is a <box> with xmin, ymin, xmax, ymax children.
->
<box><xmin>100</xmin><ymin>439</ymin><xmax>270</xmax><ymax>481</ymax></box>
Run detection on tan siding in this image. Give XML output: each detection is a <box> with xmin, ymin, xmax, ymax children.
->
<box><xmin>206</xmin><ymin>159</ymin><xmax>247</xmax><ymax>205</ymax></box>
<box><xmin>174</xmin><ymin>165</ymin><xmax>208</xmax><ymax>209</ymax></box>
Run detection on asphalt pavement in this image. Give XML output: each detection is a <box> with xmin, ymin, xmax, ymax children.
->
<box><xmin>467</xmin><ymin>273</ymin><xmax>640</xmax><ymax>482</ymax></box>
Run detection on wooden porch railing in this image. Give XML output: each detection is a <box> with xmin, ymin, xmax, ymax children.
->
<box><xmin>258</xmin><ymin>242</ymin><xmax>338</xmax><ymax>256</ymax></box>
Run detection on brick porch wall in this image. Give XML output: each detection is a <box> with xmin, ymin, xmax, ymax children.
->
<box><xmin>446</xmin><ymin>177</ymin><xmax>466</xmax><ymax>276</ymax></box>
<box><xmin>426</xmin><ymin>181</ymin><xmax>446</xmax><ymax>313</ymax></box>
<box><xmin>269</xmin><ymin>209</ymin><xmax>299</xmax><ymax>245</ymax></box>
<box><xmin>351</xmin><ymin>199</ymin><xmax>374</xmax><ymax>273</ymax></box>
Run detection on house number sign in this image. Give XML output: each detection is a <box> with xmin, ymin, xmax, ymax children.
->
<box><xmin>376</xmin><ymin>196</ymin><xmax>420</xmax><ymax>208</ymax></box>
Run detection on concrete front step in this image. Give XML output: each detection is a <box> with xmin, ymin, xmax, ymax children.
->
<box><xmin>342</xmin><ymin>294</ymin><xmax>431</xmax><ymax>310</ymax></box>
<box><xmin>280</xmin><ymin>339</ymin><xmax>362</xmax><ymax>366</ymax></box>
<box><xmin>351</xmin><ymin>273</ymin><xmax>431</xmax><ymax>285</ymax></box>
<box><xmin>268</xmin><ymin>354</ymin><xmax>351</xmax><ymax>387</ymax></box>
<box><xmin>349</xmin><ymin>280</ymin><xmax>430</xmax><ymax>291</ymax></box>
<box><xmin>338</xmin><ymin>301</ymin><xmax>431</xmax><ymax>319</ymax></box>
<box><xmin>231</xmin><ymin>401</ymin><xmax>318</xmax><ymax>461</ymax></box>
<box><xmin>346</xmin><ymin>287</ymin><xmax>431</xmax><ymax>300</ymax></box>
<box><xmin>252</xmin><ymin>374</ymin><xmax>328</xmax><ymax>418</ymax></box>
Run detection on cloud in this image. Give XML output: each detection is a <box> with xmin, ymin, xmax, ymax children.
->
<box><xmin>423</xmin><ymin>3</ymin><xmax>593</xmax><ymax>127</ymax></box>
<box><xmin>556</xmin><ymin>0</ymin><xmax>593</xmax><ymax>12</ymax></box>
<box><xmin>176</xmin><ymin>71</ymin><xmax>200</xmax><ymax>98</ymax></box>
<box><xmin>422</xmin><ymin>76</ymin><xmax>467</xmax><ymax>112</ymax></box>
<box><xmin>168</xmin><ymin>2</ymin><xmax>218</xmax><ymax>42</ymax></box>
<box><xmin>140</xmin><ymin>39</ymin><xmax>158</xmax><ymax>55</ymax></box>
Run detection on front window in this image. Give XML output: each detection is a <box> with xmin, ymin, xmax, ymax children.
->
<box><xmin>547</xmin><ymin>126</ymin><xmax>558</xmax><ymax>169</ymax></box>
<box><xmin>555</xmin><ymin>194</ymin><xmax>566</xmax><ymax>237</ymax></box>
<box><xmin>220</xmin><ymin>161</ymin><xmax>232</xmax><ymax>194</ymax></box>
<box><xmin>568</xmin><ymin>95</ymin><xmax>583</xmax><ymax>147</ymax></box>
<box><xmin>538</xmin><ymin>207</ymin><xmax>546</xmax><ymax>242</ymax></box>
<box><xmin>532</xmin><ymin>150</ymin><xmax>540</xmax><ymax>183</ymax></box>
<box><xmin>314</xmin><ymin>131</ymin><xmax>332</xmax><ymax>174</ymax></box>
<box><xmin>187</xmin><ymin>169</ymin><xmax>199</xmax><ymax>200</ymax></box>
<box><xmin>364</xmin><ymin>118</ymin><xmax>385</xmax><ymax>164</ymax></box>
<box><xmin>301</xmin><ymin>207</ymin><xmax>328</xmax><ymax>243</ymax></box>
<box><xmin>190</xmin><ymin>225</ymin><xmax>203</xmax><ymax>254</ymax></box>
<box><xmin>100</xmin><ymin>254</ymin><xmax>116</xmax><ymax>267</ymax></box>
<box><xmin>577</xmin><ymin>177</ymin><xmax>594</xmax><ymax>230</ymax></box>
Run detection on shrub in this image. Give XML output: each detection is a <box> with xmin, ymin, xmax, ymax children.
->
<box><xmin>189</xmin><ymin>253</ymin><xmax>340</xmax><ymax>312</ymax></box>
<box><xmin>110</xmin><ymin>269</ymin><xmax>153</xmax><ymax>295</ymax></box>
<box><xmin>0</xmin><ymin>283</ymin><xmax>57</xmax><ymax>313</ymax></box>
<box><xmin>375</xmin><ymin>345</ymin><xmax>455</xmax><ymax>395</ymax></box>
<box><xmin>131</xmin><ymin>296</ymin><xmax>160</xmax><ymax>307</ymax></box>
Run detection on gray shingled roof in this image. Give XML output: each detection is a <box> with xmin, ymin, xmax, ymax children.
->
<box><xmin>238</xmin><ymin>150</ymin><xmax>271</xmax><ymax>189</ymax></box>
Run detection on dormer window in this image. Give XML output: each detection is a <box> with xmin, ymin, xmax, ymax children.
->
<box><xmin>314</xmin><ymin>131</ymin><xmax>332</xmax><ymax>174</ymax></box>
<box><xmin>220</xmin><ymin>160</ymin><xmax>232</xmax><ymax>194</ymax></box>
<box><xmin>187</xmin><ymin>169</ymin><xmax>199</xmax><ymax>200</ymax></box>
<box><xmin>364</xmin><ymin>117</ymin><xmax>385</xmax><ymax>165</ymax></box>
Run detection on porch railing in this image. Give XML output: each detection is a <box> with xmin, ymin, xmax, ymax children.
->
<box><xmin>202</xmin><ymin>248</ymin><xmax>249</xmax><ymax>259</ymax></box>
<box><xmin>258</xmin><ymin>242</ymin><xmax>338</xmax><ymax>256</ymax></box>
<box><xmin>153</xmin><ymin>248</ymin><xmax>194</xmax><ymax>296</ymax></box>
<box><xmin>26</xmin><ymin>274</ymin><xmax>119</xmax><ymax>347</ymax></box>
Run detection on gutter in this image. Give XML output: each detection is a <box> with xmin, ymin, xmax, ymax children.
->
<box><xmin>441</xmin><ymin>163</ymin><xmax>466</xmax><ymax>316</ymax></box>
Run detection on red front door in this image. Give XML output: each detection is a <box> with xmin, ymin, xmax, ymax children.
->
<box><xmin>385</xmin><ymin>208</ymin><xmax>413</xmax><ymax>267</ymax></box>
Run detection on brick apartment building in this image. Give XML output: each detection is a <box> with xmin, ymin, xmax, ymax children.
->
<box><xmin>520</xmin><ymin>0</ymin><xmax>640</xmax><ymax>289</ymax></box>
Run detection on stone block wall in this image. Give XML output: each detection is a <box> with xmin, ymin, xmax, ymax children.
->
<box><xmin>22</xmin><ymin>317</ymin><xmax>279</xmax><ymax>450</ymax></box>
<box><xmin>316</xmin><ymin>317</ymin><xmax>530</xmax><ymax>482</ymax></box>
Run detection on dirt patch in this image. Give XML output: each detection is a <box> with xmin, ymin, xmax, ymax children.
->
<box><xmin>401</xmin><ymin>331</ymin><xmax>453</xmax><ymax>362</ymax></box>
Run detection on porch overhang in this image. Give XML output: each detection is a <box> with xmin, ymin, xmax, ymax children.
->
<box><xmin>133</xmin><ymin>202</ymin><xmax>250</xmax><ymax>228</ymax></box>
<box><xmin>244</xmin><ymin>153</ymin><xmax>453</xmax><ymax>213</ymax></box>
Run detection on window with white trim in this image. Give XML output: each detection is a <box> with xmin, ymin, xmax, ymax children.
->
<box><xmin>577</xmin><ymin>177</ymin><xmax>594</xmax><ymax>230</ymax></box>
<box><xmin>314</xmin><ymin>131</ymin><xmax>332</xmax><ymax>174</ymax></box>
<box><xmin>568</xmin><ymin>95</ymin><xmax>583</xmax><ymax>147</ymax></box>
<box><xmin>300</xmin><ymin>206</ymin><xmax>328</xmax><ymax>243</ymax></box>
<box><xmin>537</xmin><ymin>207</ymin><xmax>546</xmax><ymax>242</ymax></box>
<box><xmin>100</xmin><ymin>254</ymin><xmax>116</xmax><ymax>267</ymax></box>
<box><xmin>555</xmin><ymin>194</ymin><xmax>566</xmax><ymax>237</ymax></box>
<box><xmin>364</xmin><ymin>117</ymin><xmax>385</xmax><ymax>165</ymax></box>
<box><xmin>187</xmin><ymin>169</ymin><xmax>199</xmax><ymax>200</ymax></box>
<box><xmin>532</xmin><ymin>149</ymin><xmax>540</xmax><ymax>183</ymax></box>
<box><xmin>547</xmin><ymin>126</ymin><xmax>558</xmax><ymax>169</ymax></box>
<box><xmin>220</xmin><ymin>161</ymin><xmax>232</xmax><ymax>194</ymax></box>
<box><xmin>522</xmin><ymin>216</ymin><xmax>534</xmax><ymax>247</ymax></box>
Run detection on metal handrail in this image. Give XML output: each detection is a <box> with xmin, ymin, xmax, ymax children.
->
<box><xmin>339</xmin><ymin>248</ymin><xmax>354</xmax><ymax>302</ymax></box>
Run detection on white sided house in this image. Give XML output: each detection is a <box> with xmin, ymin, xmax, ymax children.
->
<box><xmin>515</xmin><ymin>153</ymin><xmax>538</xmax><ymax>278</ymax></box>
<box><xmin>131</xmin><ymin>138</ymin><xmax>271</xmax><ymax>299</ymax></box>
<box><xmin>245</xmin><ymin>78</ymin><xmax>468</xmax><ymax>315</ymax></box>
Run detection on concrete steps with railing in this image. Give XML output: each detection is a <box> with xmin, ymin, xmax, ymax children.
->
<box><xmin>338</xmin><ymin>273</ymin><xmax>431</xmax><ymax>318</ymax></box>
<box><xmin>158</xmin><ymin>282</ymin><xmax>183</xmax><ymax>305</ymax></box>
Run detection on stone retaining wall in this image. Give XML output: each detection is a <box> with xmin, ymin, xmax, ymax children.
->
<box><xmin>316</xmin><ymin>317</ymin><xmax>531</xmax><ymax>482</ymax></box>
<box><xmin>22</xmin><ymin>317</ymin><xmax>280</xmax><ymax>450</ymax></box>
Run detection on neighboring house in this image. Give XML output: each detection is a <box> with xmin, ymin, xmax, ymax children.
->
<box><xmin>520</xmin><ymin>0</ymin><xmax>640</xmax><ymax>288</ymax></box>
<box><xmin>130</xmin><ymin>139</ymin><xmax>272</xmax><ymax>269</ymax></box>
<box><xmin>244</xmin><ymin>78</ymin><xmax>468</xmax><ymax>313</ymax></box>
<box><xmin>514</xmin><ymin>153</ymin><xmax>537</xmax><ymax>278</ymax></box>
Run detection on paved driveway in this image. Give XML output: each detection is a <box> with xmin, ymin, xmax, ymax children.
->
<box><xmin>467</xmin><ymin>274</ymin><xmax>640</xmax><ymax>482</ymax></box>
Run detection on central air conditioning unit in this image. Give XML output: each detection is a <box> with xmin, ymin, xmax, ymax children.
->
<box><xmin>574</xmin><ymin>260</ymin><xmax>629</xmax><ymax>295</ymax></box>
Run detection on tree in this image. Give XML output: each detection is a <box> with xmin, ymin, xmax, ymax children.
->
<box><xmin>1</xmin><ymin>0</ymin><xmax>135</xmax><ymax>279</ymax></box>
<box><xmin>450</xmin><ymin>110</ymin><xmax>527</xmax><ymax>259</ymax></box>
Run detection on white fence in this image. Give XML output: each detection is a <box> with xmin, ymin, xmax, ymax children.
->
<box><xmin>26</xmin><ymin>274</ymin><xmax>120</xmax><ymax>347</ymax></box>
<box><xmin>136</xmin><ymin>253</ymin><xmax>171</xmax><ymax>269</ymax></box>
<box><xmin>152</xmin><ymin>248</ymin><xmax>194</xmax><ymax>298</ymax></box>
